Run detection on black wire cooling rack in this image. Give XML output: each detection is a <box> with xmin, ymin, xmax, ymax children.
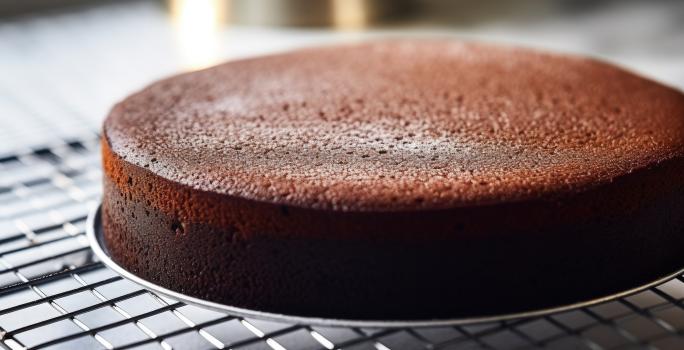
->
<box><xmin>1</xmin><ymin>137</ymin><xmax>684</xmax><ymax>350</ymax></box>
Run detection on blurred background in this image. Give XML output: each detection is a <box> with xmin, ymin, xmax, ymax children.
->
<box><xmin>0</xmin><ymin>0</ymin><xmax>683</xmax><ymax>156</ymax></box>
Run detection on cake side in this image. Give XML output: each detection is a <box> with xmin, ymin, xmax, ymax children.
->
<box><xmin>102</xmin><ymin>133</ymin><xmax>684</xmax><ymax>319</ymax></box>
<box><xmin>102</xmin><ymin>134</ymin><xmax>684</xmax><ymax>240</ymax></box>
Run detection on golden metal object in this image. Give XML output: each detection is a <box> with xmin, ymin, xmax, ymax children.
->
<box><xmin>227</xmin><ymin>0</ymin><xmax>411</xmax><ymax>28</ymax></box>
<box><xmin>168</xmin><ymin>0</ymin><xmax>412</xmax><ymax>29</ymax></box>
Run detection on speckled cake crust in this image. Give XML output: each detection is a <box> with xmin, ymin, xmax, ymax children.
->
<box><xmin>102</xmin><ymin>40</ymin><xmax>684</xmax><ymax>319</ymax></box>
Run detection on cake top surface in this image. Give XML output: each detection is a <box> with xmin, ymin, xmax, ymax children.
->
<box><xmin>104</xmin><ymin>40</ymin><xmax>684</xmax><ymax>211</ymax></box>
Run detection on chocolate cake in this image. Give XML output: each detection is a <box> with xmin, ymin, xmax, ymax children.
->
<box><xmin>102</xmin><ymin>40</ymin><xmax>684</xmax><ymax>320</ymax></box>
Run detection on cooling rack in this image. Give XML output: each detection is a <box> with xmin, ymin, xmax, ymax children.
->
<box><xmin>3</xmin><ymin>138</ymin><xmax>684</xmax><ymax>349</ymax></box>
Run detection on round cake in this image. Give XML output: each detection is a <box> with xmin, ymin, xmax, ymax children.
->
<box><xmin>102</xmin><ymin>40</ymin><xmax>684</xmax><ymax>320</ymax></box>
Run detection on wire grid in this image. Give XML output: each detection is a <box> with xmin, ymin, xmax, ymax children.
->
<box><xmin>0</xmin><ymin>139</ymin><xmax>683</xmax><ymax>350</ymax></box>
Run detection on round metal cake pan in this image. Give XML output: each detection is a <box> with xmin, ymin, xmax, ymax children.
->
<box><xmin>87</xmin><ymin>202</ymin><xmax>684</xmax><ymax>328</ymax></box>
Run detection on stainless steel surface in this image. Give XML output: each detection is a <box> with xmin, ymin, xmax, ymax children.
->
<box><xmin>1</xmin><ymin>1</ymin><xmax>684</xmax><ymax>349</ymax></box>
